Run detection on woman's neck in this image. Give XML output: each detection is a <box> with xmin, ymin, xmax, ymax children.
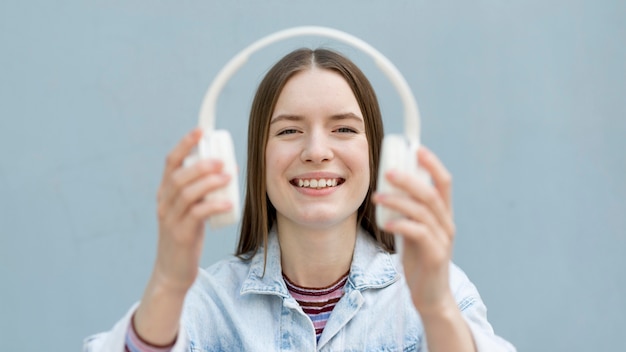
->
<box><xmin>276</xmin><ymin>216</ymin><xmax>357</xmax><ymax>288</ymax></box>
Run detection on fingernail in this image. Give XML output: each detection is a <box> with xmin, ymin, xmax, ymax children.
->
<box><xmin>418</xmin><ymin>147</ymin><xmax>428</xmax><ymax>159</ymax></box>
<box><xmin>204</xmin><ymin>159</ymin><xmax>223</xmax><ymax>169</ymax></box>
<box><xmin>199</xmin><ymin>160</ymin><xmax>216</xmax><ymax>170</ymax></box>
<box><xmin>191</xmin><ymin>128</ymin><xmax>202</xmax><ymax>137</ymax></box>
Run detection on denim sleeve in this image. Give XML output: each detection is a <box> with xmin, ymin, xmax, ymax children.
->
<box><xmin>450</xmin><ymin>264</ymin><xmax>517</xmax><ymax>352</ymax></box>
<box><xmin>82</xmin><ymin>302</ymin><xmax>190</xmax><ymax>352</ymax></box>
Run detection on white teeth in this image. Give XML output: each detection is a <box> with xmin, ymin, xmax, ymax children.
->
<box><xmin>295</xmin><ymin>178</ymin><xmax>340</xmax><ymax>189</ymax></box>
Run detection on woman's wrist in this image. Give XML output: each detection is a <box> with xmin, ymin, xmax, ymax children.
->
<box><xmin>133</xmin><ymin>273</ymin><xmax>188</xmax><ymax>346</ymax></box>
<box><xmin>127</xmin><ymin>311</ymin><xmax>177</xmax><ymax>351</ymax></box>
<box><xmin>413</xmin><ymin>291</ymin><xmax>458</xmax><ymax>320</ymax></box>
<box><xmin>149</xmin><ymin>264</ymin><xmax>195</xmax><ymax>297</ymax></box>
<box><xmin>417</xmin><ymin>293</ymin><xmax>476</xmax><ymax>352</ymax></box>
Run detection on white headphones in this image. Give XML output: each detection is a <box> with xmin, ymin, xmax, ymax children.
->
<box><xmin>185</xmin><ymin>26</ymin><xmax>428</xmax><ymax>231</ymax></box>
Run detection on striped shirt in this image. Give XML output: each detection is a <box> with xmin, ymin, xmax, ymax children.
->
<box><xmin>283</xmin><ymin>271</ymin><xmax>349</xmax><ymax>343</ymax></box>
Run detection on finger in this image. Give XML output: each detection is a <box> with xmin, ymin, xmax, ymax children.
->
<box><xmin>372</xmin><ymin>192</ymin><xmax>440</xmax><ymax>237</ymax></box>
<box><xmin>188</xmin><ymin>197</ymin><xmax>233</xmax><ymax>221</ymax></box>
<box><xmin>418</xmin><ymin>146</ymin><xmax>453</xmax><ymax>213</ymax></box>
<box><xmin>386</xmin><ymin>219</ymin><xmax>451</xmax><ymax>267</ymax></box>
<box><xmin>161</xmin><ymin>159</ymin><xmax>224</xmax><ymax>206</ymax></box>
<box><xmin>383</xmin><ymin>219</ymin><xmax>435</xmax><ymax>251</ymax></box>
<box><xmin>384</xmin><ymin>170</ymin><xmax>455</xmax><ymax>236</ymax></box>
<box><xmin>170</xmin><ymin>172</ymin><xmax>231</xmax><ymax>221</ymax></box>
<box><xmin>162</xmin><ymin>128</ymin><xmax>203</xmax><ymax>180</ymax></box>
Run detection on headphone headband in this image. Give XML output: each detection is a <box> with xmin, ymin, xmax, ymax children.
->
<box><xmin>198</xmin><ymin>26</ymin><xmax>421</xmax><ymax>145</ymax></box>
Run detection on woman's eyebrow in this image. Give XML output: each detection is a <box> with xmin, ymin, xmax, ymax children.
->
<box><xmin>270</xmin><ymin>114</ymin><xmax>303</xmax><ymax>124</ymax></box>
<box><xmin>330</xmin><ymin>112</ymin><xmax>364</xmax><ymax>122</ymax></box>
<box><xmin>270</xmin><ymin>112</ymin><xmax>364</xmax><ymax>125</ymax></box>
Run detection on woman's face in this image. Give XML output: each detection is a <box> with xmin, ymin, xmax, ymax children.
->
<box><xmin>265</xmin><ymin>67</ymin><xmax>370</xmax><ymax>230</ymax></box>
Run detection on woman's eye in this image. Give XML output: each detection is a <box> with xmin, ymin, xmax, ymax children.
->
<box><xmin>336</xmin><ymin>127</ymin><xmax>357</xmax><ymax>133</ymax></box>
<box><xmin>277</xmin><ymin>129</ymin><xmax>298</xmax><ymax>136</ymax></box>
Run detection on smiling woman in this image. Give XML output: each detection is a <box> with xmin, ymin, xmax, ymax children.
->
<box><xmin>266</xmin><ymin>66</ymin><xmax>370</xmax><ymax>236</ymax></box>
<box><xmin>83</xmin><ymin>48</ymin><xmax>516</xmax><ymax>351</ymax></box>
<box><xmin>238</xmin><ymin>48</ymin><xmax>390</xmax><ymax>263</ymax></box>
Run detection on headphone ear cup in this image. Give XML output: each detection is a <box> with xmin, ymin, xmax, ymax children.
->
<box><xmin>375</xmin><ymin>135</ymin><xmax>422</xmax><ymax>230</ymax></box>
<box><xmin>185</xmin><ymin>130</ymin><xmax>241</xmax><ymax>228</ymax></box>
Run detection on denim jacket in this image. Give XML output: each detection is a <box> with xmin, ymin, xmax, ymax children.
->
<box><xmin>84</xmin><ymin>228</ymin><xmax>516</xmax><ymax>351</ymax></box>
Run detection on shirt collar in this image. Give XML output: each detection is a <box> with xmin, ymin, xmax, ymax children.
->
<box><xmin>240</xmin><ymin>227</ymin><xmax>400</xmax><ymax>297</ymax></box>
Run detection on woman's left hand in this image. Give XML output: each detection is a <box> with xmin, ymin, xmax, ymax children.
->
<box><xmin>372</xmin><ymin>146</ymin><xmax>456</xmax><ymax>315</ymax></box>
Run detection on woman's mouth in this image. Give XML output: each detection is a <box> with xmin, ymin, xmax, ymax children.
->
<box><xmin>290</xmin><ymin>178</ymin><xmax>345</xmax><ymax>189</ymax></box>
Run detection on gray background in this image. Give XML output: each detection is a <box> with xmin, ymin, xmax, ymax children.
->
<box><xmin>1</xmin><ymin>1</ymin><xmax>624</xmax><ymax>351</ymax></box>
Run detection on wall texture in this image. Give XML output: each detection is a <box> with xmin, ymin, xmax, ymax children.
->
<box><xmin>1</xmin><ymin>1</ymin><xmax>624</xmax><ymax>351</ymax></box>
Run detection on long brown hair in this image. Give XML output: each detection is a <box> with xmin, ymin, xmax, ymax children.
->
<box><xmin>237</xmin><ymin>48</ymin><xmax>395</xmax><ymax>260</ymax></box>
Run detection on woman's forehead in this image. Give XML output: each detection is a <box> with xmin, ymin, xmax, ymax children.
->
<box><xmin>272</xmin><ymin>68</ymin><xmax>361</xmax><ymax>117</ymax></box>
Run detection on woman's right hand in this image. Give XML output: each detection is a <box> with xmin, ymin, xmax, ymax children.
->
<box><xmin>153</xmin><ymin>128</ymin><xmax>233</xmax><ymax>294</ymax></box>
<box><xmin>133</xmin><ymin>129</ymin><xmax>233</xmax><ymax>346</ymax></box>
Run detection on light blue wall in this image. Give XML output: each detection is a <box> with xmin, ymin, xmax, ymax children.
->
<box><xmin>1</xmin><ymin>1</ymin><xmax>624</xmax><ymax>351</ymax></box>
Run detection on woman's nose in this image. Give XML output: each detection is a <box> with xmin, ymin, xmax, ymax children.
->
<box><xmin>300</xmin><ymin>131</ymin><xmax>333</xmax><ymax>163</ymax></box>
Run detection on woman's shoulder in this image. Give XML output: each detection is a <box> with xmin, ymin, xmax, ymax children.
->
<box><xmin>446</xmin><ymin>262</ymin><xmax>489</xmax><ymax>314</ymax></box>
<box><xmin>183</xmin><ymin>255</ymin><xmax>254</xmax><ymax>316</ymax></box>
<box><xmin>390</xmin><ymin>256</ymin><xmax>483</xmax><ymax>304</ymax></box>
<box><xmin>196</xmin><ymin>255</ymin><xmax>253</xmax><ymax>286</ymax></box>
<box><xmin>447</xmin><ymin>262</ymin><xmax>478</xmax><ymax>291</ymax></box>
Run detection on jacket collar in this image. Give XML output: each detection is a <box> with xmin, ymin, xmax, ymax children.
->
<box><xmin>239</xmin><ymin>227</ymin><xmax>400</xmax><ymax>297</ymax></box>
